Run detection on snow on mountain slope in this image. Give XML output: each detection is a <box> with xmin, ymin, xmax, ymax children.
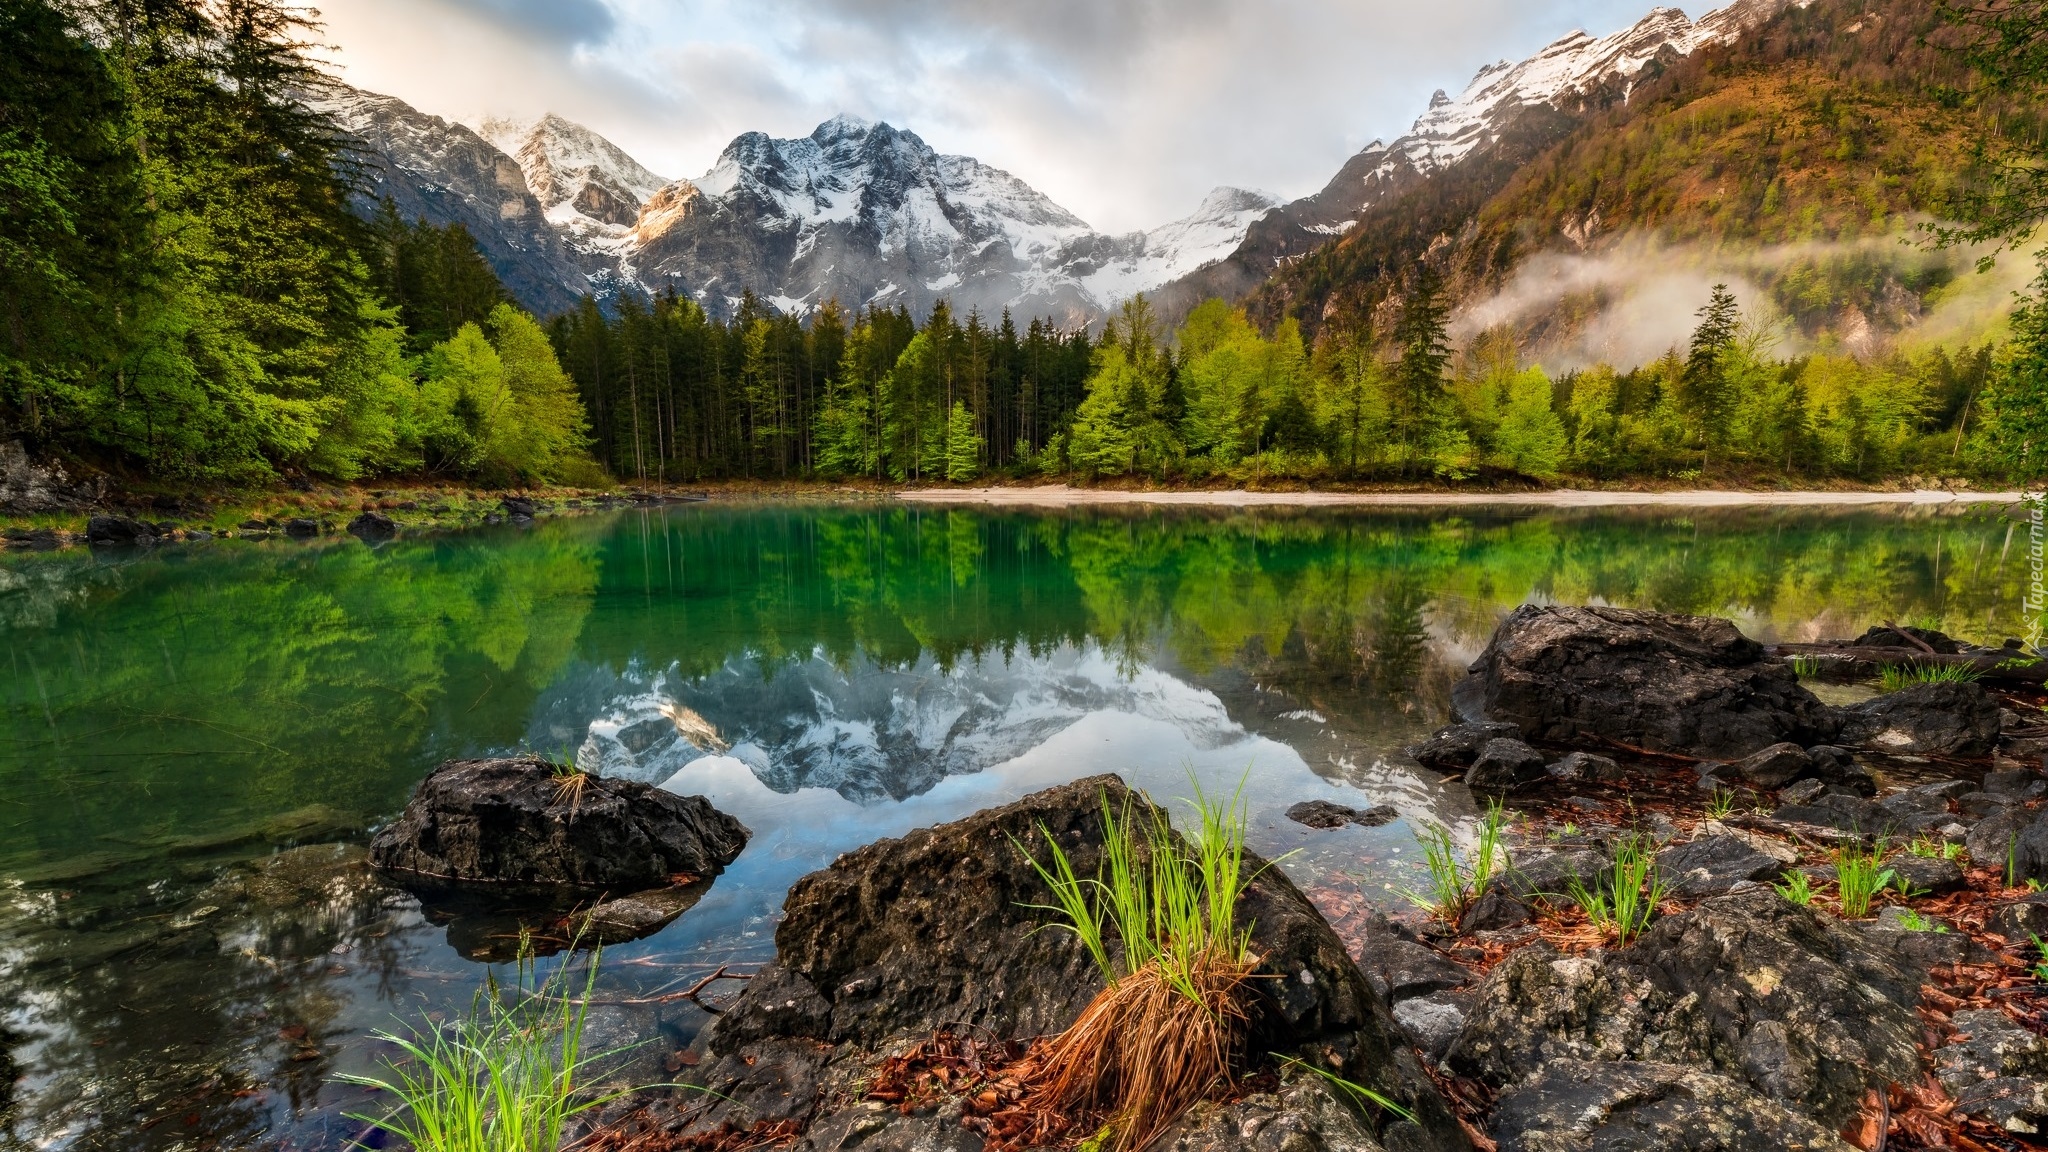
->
<box><xmin>474</xmin><ymin>112</ymin><xmax>670</xmax><ymax>251</ymax></box>
<box><xmin>1400</xmin><ymin>0</ymin><xmax>1805</xmax><ymax>172</ymax></box>
<box><xmin>316</xmin><ymin>89</ymin><xmax>596</xmax><ymax>315</ymax></box>
<box><xmin>1068</xmin><ymin>187</ymin><xmax>1281</xmax><ymax>307</ymax></box>
<box><xmin>1148</xmin><ymin>0</ymin><xmax>1807</xmax><ymax>319</ymax></box>
<box><xmin>622</xmin><ymin>115</ymin><xmax>1109</xmax><ymax>321</ymax></box>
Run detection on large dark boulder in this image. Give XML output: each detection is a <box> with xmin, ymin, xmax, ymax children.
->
<box><xmin>1836</xmin><ymin>681</ymin><xmax>2003</xmax><ymax>757</ymax></box>
<box><xmin>85</xmin><ymin>515</ymin><xmax>155</xmax><ymax>545</ymax></box>
<box><xmin>1467</xmin><ymin>606</ymin><xmax>1836</xmax><ymax>759</ymax></box>
<box><xmin>1490</xmin><ymin>1060</ymin><xmax>1853</xmax><ymax>1151</ymax></box>
<box><xmin>347</xmin><ymin>511</ymin><xmax>397</xmax><ymax>541</ymax></box>
<box><xmin>691</xmin><ymin>776</ymin><xmax>1467</xmax><ymax>1152</ymax></box>
<box><xmin>1849</xmin><ymin>624</ymin><xmax>1963</xmax><ymax>653</ymax></box>
<box><xmin>369</xmin><ymin>757</ymin><xmax>749</xmax><ymax>890</ymax></box>
<box><xmin>1448</xmin><ymin>888</ymin><xmax>1922</xmax><ymax>1132</ymax></box>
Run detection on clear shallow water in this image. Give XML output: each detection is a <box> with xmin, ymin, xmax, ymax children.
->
<box><xmin>0</xmin><ymin>500</ymin><xmax>2030</xmax><ymax>1149</ymax></box>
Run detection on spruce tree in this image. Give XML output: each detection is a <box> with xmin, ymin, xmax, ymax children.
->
<box><xmin>1390</xmin><ymin>261</ymin><xmax>1456</xmax><ymax>474</ymax></box>
<box><xmin>1682</xmin><ymin>284</ymin><xmax>1741</xmax><ymax>472</ymax></box>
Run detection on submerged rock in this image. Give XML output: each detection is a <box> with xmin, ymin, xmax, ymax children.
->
<box><xmin>1468</xmin><ymin>606</ymin><xmax>1835</xmax><ymax>759</ymax></box>
<box><xmin>369</xmin><ymin>757</ymin><xmax>749</xmax><ymax>890</ymax></box>
<box><xmin>1285</xmin><ymin>799</ymin><xmax>1398</xmax><ymax>830</ymax></box>
<box><xmin>1837</xmin><ymin>681</ymin><xmax>2003</xmax><ymax>757</ymax></box>
<box><xmin>1849</xmin><ymin>624</ymin><xmax>1964</xmax><ymax>653</ymax></box>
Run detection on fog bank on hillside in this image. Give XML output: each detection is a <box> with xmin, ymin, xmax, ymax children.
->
<box><xmin>1453</xmin><ymin>232</ymin><xmax>2037</xmax><ymax>371</ymax></box>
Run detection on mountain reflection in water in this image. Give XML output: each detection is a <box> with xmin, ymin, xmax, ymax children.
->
<box><xmin>0</xmin><ymin>500</ymin><xmax>2026</xmax><ymax>1149</ymax></box>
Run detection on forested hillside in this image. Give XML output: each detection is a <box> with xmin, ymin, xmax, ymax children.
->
<box><xmin>7</xmin><ymin>0</ymin><xmax>2048</xmax><ymax>494</ymax></box>
<box><xmin>1249</xmin><ymin>0</ymin><xmax>2033</xmax><ymax>345</ymax></box>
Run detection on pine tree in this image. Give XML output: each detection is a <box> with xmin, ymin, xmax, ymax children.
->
<box><xmin>1389</xmin><ymin>262</ymin><xmax>1463</xmax><ymax>475</ymax></box>
<box><xmin>944</xmin><ymin>400</ymin><xmax>981</xmax><ymax>481</ymax></box>
<box><xmin>1682</xmin><ymin>283</ymin><xmax>1741</xmax><ymax>471</ymax></box>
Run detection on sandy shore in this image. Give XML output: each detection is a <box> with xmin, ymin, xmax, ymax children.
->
<box><xmin>897</xmin><ymin>485</ymin><xmax>2028</xmax><ymax>509</ymax></box>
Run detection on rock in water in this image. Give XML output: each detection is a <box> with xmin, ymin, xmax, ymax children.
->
<box><xmin>369</xmin><ymin>757</ymin><xmax>749</xmax><ymax>890</ymax></box>
<box><xmin>691</xmin><ymin>775</ymin><xmax>1467</xmax><ymax>1152</ymax></box>
<box><xmin>1836</xmin><ymin>680</ymin><xmax>2003</xmax><ymax>757</ymax></box>
<box><xmin>86</xmin><ymin>515</ymin><xmax>155</xmax><ymax>545</ymax></box>
<box><xmin>1285</xmin><ymin>799</ymin><xmax>1397</xmax><ymax>829</ymax></box>
<box><xmin>1468</xmin><ymin>605</ymin><xmax>1835</xmax><ymax>759</ymax></box>
<box><xmin>347</xmin><ymin>511</ymin><xmax>397</xmax><ymax>540</ymax></box>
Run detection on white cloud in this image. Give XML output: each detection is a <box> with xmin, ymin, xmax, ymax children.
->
<box><xmin>314</xmin><ymin>0</ymin><xmax>1681</xmax><ymax>232</ymax></box>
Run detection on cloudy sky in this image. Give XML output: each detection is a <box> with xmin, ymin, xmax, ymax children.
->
<box><xmin>316</xmin><ymin>0</ymin><xmax>1666</xmax><ymax>233</ymax></box>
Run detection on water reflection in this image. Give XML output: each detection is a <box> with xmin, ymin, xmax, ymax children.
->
<box><xmin>0</xmin><ymin>500</ymin><xmax>2028</xmax><ymax>1148</ymax></box>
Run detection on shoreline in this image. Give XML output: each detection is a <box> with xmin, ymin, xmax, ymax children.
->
<box><xmin>895</xmin><ymin>484</ymin><xmax>2029</xmax><ymax>509</ymax></box>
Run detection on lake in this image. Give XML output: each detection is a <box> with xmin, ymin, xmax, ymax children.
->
<box><xmin>0</xmin><ymin>499</ymin><xmax>2029</xmax><ymax>1149</ymax></box>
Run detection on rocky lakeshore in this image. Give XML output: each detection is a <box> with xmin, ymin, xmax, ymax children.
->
<box><xmin>557</xmin><ymin>605</ymin><xmax>2048</xmax><ymax>1152</ymax></box>
<box><xmin>0</xmin><ymin>470</ymin><xmax>704</xmax><ymax>551</ymax></box>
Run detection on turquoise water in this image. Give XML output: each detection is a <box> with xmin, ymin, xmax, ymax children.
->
<box><xmin>0</xmin><ymin>500</ymin><xmax>2028</xmax><ymax>1148</ymax></box>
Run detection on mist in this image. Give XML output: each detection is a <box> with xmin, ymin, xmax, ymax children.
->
<box><xmin>1452</xmin><ymin>231</ymin><xmax>2036</xmax><ymax>372</ymax></box>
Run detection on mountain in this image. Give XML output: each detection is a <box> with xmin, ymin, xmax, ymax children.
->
<box><xmin>322</xmin><ymin>93</ymin><xmax>1276</xmax><ymax>321</ymax></box>
<box><xmin>1149</xmin><ymin>0</ymin><xmax>1804</xmax><ymax>322</ymax></box>
<box><xmin>1240</xmin><ymin>0</ymin><xmax>2021</xmax><ymax>357</ymax></box>
<box><xmin>618</xmin><ymin>114</ymin><xmax>1101</xmax><ymax>321</ymax></box>
<box><xmin>317</xmin><ymin>88</ymin><xmax>595</xmax><ymax>315</ymax></box>
<box><xmin>477</xmin><ymin>113</ymin><xmax>671</xmax><ymax>230</ymax></box>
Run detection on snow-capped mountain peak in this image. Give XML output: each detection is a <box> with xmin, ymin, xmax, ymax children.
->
<box><xmin>621</xmin><ymin>115</ymin><xmax>1106</xmax><ymax>319</ymax></box>
<box><xmin>1066</xmin><ymin>186</ymin><xmax>1281</xmax><ymax>306</ymax></box>
<box><xmin>470</xmin><ymin>113</ymin><xmax>670</xmax><ymax>232</ymax></box>
<box><xmin>1404</xmin><ymin>0</ymin><xmax>1804</xmax><ymax>170</ymax></box>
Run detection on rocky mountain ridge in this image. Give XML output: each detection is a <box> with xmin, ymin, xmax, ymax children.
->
<box><xmin>326</xmin><ymin>94</ymin><xmax>1280</xmax><ymax>322</ymax></box>
<box><xmin>321</xmin><ymin>0</ymin><xmax>1806</xmax><ymax>325</ymax></box>
<box><xmin>1149</xmin><ymin>0</ymin><xmax>1807</xmax><ymax>319</ymax></box>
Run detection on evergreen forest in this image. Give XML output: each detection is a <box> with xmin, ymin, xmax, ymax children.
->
<box><xmin>8</xmin><ymin>0</ymin><xmax>2048</xmax><ymax>490</ymax></box>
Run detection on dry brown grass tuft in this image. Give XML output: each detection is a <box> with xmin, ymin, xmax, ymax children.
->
<box><xmin>1035</xmin><ymin>954</ymin><xmax>1254</xmax><ymax>1151</ymax></box>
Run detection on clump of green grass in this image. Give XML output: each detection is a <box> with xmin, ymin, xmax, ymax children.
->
<box><xmin>537</xmin><ymin>746</ymin><xmax>589</xmax><ymax>815</ymax></box>
<box><xmin>1877</xmin><ymin>662</ymin><xmax>1984</xmax><ymax>692</ymax></box>
<box><xmin>1893</xmin><ymin>908</ymin><xmax>1948</xmax><ymax>933</ymax></box>
<box><xmin>1401</xmin><ymin>799</ymin><xmax>1509</xmax><ymax>923</ymax></box>
<box><xmin>1277</xmin><ymin>1056</ymin><xmax>1413</xmax><ymax>1121</ymax></box>
<box><xmin>2031</xmin><ymin>935</ymin><xmax>2048</xmax><ymax>981</ymax></box>
<box><xmin>339</xmin><ymin>946</ymin><xmax>648</xmax><ymax>1152</ymax></box>
<box><xmin>1564</xmin><ymin>834</ymin><xmax>1668</xmax><ymax>946</ymax></box>
<box><xmin>1018</xmin><ymin>780</ymin><xmax>1266</xmax><ymax>1152</ymax></box>
<box><xmin>1831</xmin><ymin>840</ymin><xmax>1896</xmax><ymax>919</ymax></box>
<box><xmin>1774</xmin><ymin>870</ymin><xmax>1816</xmax><ymax>905</ymax></box>
<box><xmin>1705</xmin><ymin>788</ymin><xmax>1736</xmax><ymax>821</ymax></box>
<box><xmin>1907</xmin><ymin>834</ymin><xmax>1963</xmax><ymax>861</ymax></box>
<box><xmin>1788</xmin><ymin>655</ymin><xmax>1823</xmax><ymax>680</ymax></box>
